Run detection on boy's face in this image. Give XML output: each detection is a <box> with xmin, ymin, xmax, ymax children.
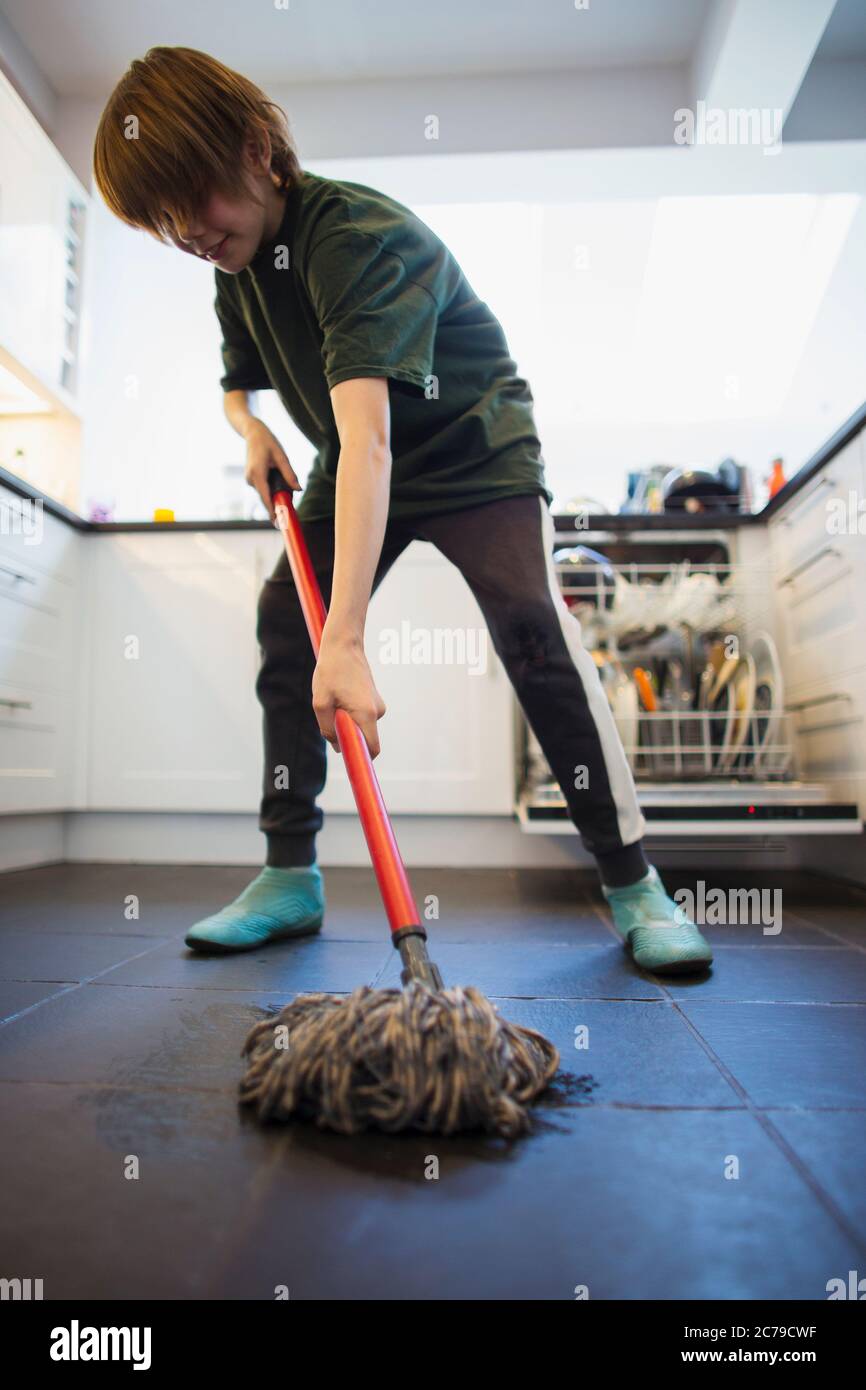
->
<box><xmin>165</xmin><ymin>185</ymin><xmax>267</xmax><ymax>273</ymax></box>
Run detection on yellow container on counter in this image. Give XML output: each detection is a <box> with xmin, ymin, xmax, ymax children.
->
<box><xmin>153</xmin><ymin>508</ymin><xmax>175</xmax><ymax>523</ymax></box>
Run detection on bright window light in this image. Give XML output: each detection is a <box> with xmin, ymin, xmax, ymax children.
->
<box><xmin>414</xmin><ymin>194</ymin><xmax>862</xmax><ymax>510</ymax></box>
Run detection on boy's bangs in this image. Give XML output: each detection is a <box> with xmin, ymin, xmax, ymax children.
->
<box><xmin>93</xmin><ymin>47</ymin><xmax>300</xmax><ymax>240</ymax></box>
<box><xmin>98</xmin><ymin>127</ymin><xmax>259</xmax><ymax>243</ymax></box>
<box><xmin>98</xmin><ymin>136</ymin><xmax>218</xmax><ymax>242</ymax></box>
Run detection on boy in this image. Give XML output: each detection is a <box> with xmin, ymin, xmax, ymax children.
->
<box><xmin>93</xmin><ymin>47</ymin><xmax>712</xmax><ymax>975</ymax></box>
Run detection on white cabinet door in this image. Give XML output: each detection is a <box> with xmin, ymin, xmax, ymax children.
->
<box><xmin>788</xmin><ymin>667</ymin><xmax>866</xmax><ymax>816</ymax></box>
<box><xmin>86</xmin><ymin>532</ymin><xmax>263</xmax><ymax>812</ymax></box>
<box><xmin>84</xmin><ymin>528</ymin><xmax>515</xmax><ymax>818</ymax></box>
<box><xmin>0</xmin><ymin>486</ymin><xmax>83</xmax><ymax>812</ymax></box>
<box><xmin>255</xmin><ymin>535</ymin><xmax>515</xmax><ymax>816</ymax></box>
<box><xmin>768</xmin><ymin>436</ymin><xmax>865</xmax><ymax>579</ymax></box>
<box><xmin>769</xmin><ymin>435</ymin><xmax>866</xmax><ymax>695</ymax></box>
<box><xmin>0</xmin><ymin>73</ymin><xmax>87</xmax><ymax>402</ymax></box>
<box><xmin>356</xmin><ymin>541</ymin><xmax>515</xmax><ymax>814</ymax></box>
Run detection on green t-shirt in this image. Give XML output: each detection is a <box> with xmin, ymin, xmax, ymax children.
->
<box><xmin>214</xmin><ymin>170</ymin><xmax>553</xmax><ymax>523</ymax></box>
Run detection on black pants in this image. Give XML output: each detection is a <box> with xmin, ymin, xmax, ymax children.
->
<box><xmin>256</xmin><ymin>493</ymin><xmax>648</xmax><ymax>886</ymax></box>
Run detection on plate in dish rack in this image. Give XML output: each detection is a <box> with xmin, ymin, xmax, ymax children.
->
<box><xmin>750</xmin><ymin>631</ymin><xmax>785</xmax><ymax>774</ymax></box>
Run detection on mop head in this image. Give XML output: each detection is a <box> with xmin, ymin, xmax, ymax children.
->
<box><xmin>239</xmin><ymin>982</ymin><xmax>559</xmax><ymax>1138</ymax></box>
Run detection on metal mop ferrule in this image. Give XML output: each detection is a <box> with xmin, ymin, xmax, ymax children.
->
<box><xmin>391</xmin><ymin>926</ymin><xmax>445</xmax><ymax>990</ymax></box>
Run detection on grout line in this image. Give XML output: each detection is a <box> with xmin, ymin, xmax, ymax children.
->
<box><xmin>4</xmin><ymin>971</ymin><xmax>866</xmax><ymax>1007</ymax></box>
<box><xmin>585</xmin><ymin>897</ymin><xmax>623</xmax><ymax>945</ymax></box>
<box><xmin>0</xmin><ymin>982</ymin><xmax>85</xmax><ymax>1028</ymax></box>
<box><xmin>0</xmin><ymin>1076</ymin><xmax>242</xmax><ymax>1096</ymax></box>
<box><xmin>799</xmin><ymin>870</ymin><xmax>866</xmax><ymax>904</ymax></box>
<box><xmin>1</xmin><ymin>1075</ymin><xmax>864</xmax><ymax>1116</ymax></box>
<box><xmin>656</xmin><ymin>982</ymin><xmax>866</xmax><ymax>1259</ymax></box>
<box><xmin>6</xmin><ymin>980</ymin><xmax>865</xmax><ymax>1006</ymax></box>
<box><xmin>0</xmin><ymin>939</ymin><xmax>176</xmax><ymax>1028</ymax></box>
<box><xmin>654</xmin><ymin>995</ymin><xmax>866</xmax><ymax>1007</ymax></box>
<box><xmin>784</xmin><ymin>907</ymin><xmax>866</xmax><ymax>957</ymax></box>
<box><xmin>0</xmin><ymin>930</ymin><xmax>171</xmax><ymax>941</ymax></box>
<box><xmin>0</xmin><ymin>931</ymin><xmax>858</xmax><ymax>953</ymax></box>
<box><xmin>329</xmin><ymin>937</ymin><xmax>854</xmax><ymax>951</ymax></box>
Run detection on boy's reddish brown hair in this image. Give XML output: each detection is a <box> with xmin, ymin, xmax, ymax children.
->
<box><xmin>93</xmin><ymin>46</ymin><xmax>302</xmax><ymax>242</ymax></box>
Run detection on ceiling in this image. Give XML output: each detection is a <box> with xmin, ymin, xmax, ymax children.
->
<box><xmin>0</xmin><ymin>0</ymin><xmax>712</xmax><ymax>96</ymax></box>
<box><xmin>815</xmin><ymin>0</ymin><xmax>866</xmax><ymax>58</ymax></box>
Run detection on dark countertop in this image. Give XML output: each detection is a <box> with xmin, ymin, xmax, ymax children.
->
<box><xmin>3</xmin><ymin>398</ymin><xmax>864</xmax><ymax>537</ymax></box>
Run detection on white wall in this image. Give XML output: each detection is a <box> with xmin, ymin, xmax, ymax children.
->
<box><xmin>77</xmin><ymin>195</ymin><xmax>315</xmax><ymax>523</ymax></box>
<box><xmin>77</xmin><ymin>144</ymin><xmax>866</xmax><ymax>521</ymax></box>
<box><xmin>0</xmin><ymin>5</ymin><xmax>56</xmax><ymax>135</ymax></box>
<box><xmin>785</xmin><ymin>57</ymin><xmax>866</xmax><ymax>140</ymax></box>
<box><xmin>53</xmin><ymin>63</ymin><xmax>690</xmax><ymax>193</ymax></box>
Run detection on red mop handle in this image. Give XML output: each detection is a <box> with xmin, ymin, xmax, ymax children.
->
<box><xmin>268</xmin><ymin>475</ymin><xmax>421</xmax><ymax>938</ymax></box>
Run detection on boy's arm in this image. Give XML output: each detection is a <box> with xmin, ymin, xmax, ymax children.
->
<box><xmin>326</xmin><ymin>377</ymin><xmax>392</xmax><ymax>644</ymax></box>
<box><xmin>224</xmin><ymin>389</ymin><xmax>299</xmax><ymax>522</ymax></box>
<box><xmin>312</xmin><ymin>376</ymin><xmax>392</xmax><ymax>758</ymax></box>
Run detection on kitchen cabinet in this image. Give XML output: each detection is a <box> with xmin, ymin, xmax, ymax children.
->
<box><xmin>787</xmin><ymin>667</ymin><xmax>866</xmax><ymax>811</ymax></box>
<box><xmin>0</xmin><ymin>482</ymin><xmax>83</xmax><ymax>812</ymax></box>
<box><xmin>301</xmin><ymin>537</ymin><xmax>515</xmax><ymax>815</ymax></box>
<box><xmin>85</xmin><ymin>532</ymin><xmax>264</xmax><ymax>812</ymax></box>
<box><xmin>85</xmin><ymin>529</ymin><xmax>515</xmax><ymax>817</ymax></box>
<box><xmin>769</xmin><ymin>433</ymin><xmax>866</xmax><ymax>695</ymax></box>
<box><xmin>0</xmin><ymin>72</ymin><xmax>87</xmax><ymax>404</ymax></box>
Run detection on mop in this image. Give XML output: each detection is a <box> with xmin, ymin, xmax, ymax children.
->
<box><xmin>239</xmin><ymin>472</ymin><xmax>559</xmax><ymax>1137</ymax></box>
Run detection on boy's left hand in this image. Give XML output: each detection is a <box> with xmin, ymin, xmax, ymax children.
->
<box><xmin>312</xmin><ymin>630</ymin><xmax>386</xmax><ymax>758</ymax></box>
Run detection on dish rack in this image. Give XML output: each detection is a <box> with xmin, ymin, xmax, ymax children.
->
<box><xmin>617</xmin><ymin>710</ymin><xmax>792</xmax><ymax>781</ymax></box>
<box><xmin>516</xmin><ymin>531</ymin><xmax>860</xmax><ymax>837</ymax></box>
<box><xmin>559</xmin><ymin>556</ymin><xmax>791</xmax><ymax>782</ymax></box>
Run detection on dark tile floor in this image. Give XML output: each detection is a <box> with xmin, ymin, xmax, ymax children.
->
<box><xmin>1</xmin><ymin>862</ymin><xmax>865</xmax><ymax>1300</ymax></box>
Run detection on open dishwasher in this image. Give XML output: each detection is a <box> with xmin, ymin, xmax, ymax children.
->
<box><xmin>516</xmin><ymin>521</ymin><xmax>863</xmax><ymax>839</ymax></box>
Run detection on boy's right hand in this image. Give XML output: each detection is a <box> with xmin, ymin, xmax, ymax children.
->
<box><xmin>244</xmin><ymin>419</ymin><xmax>300</xmax><ymax>523</ymax></box>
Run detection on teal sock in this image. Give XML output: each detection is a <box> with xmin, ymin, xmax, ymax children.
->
<box><xmin>185</xmin><ymin>865</ymin><xmax>325</xmax><ymax>952</ymax></box>
<box><xmin>233</xmin><ymin>865</ymin><xmax>324</xmax><ymax>919</ymax></box>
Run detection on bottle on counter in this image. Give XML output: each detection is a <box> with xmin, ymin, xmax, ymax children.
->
<box><xmin>767</xmin><ymin>458</ymin><xmax>786</xmax><ymax>499</ymax></box>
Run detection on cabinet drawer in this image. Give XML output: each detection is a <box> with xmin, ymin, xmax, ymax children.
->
<box><xmin>769</xmin><ymin>437</ymin><xmax>864</xmax><ymax>578</ymax></box>
<box><xmin>0</xmin><ymin>680</ymin><xmax>62</xmax><ymax>730</ymax></box>
<box><xmin>0</xmin><ymin>684</ymin><xmax>67</xmax><ymax>813</ymax></box>
<box><xmin>788</xmin><ymin>670</ymin><xmax>866</xmax><ymax>813</ymax></box>
<box><xmin>0</xmin><ymin>484</ymin><xmax>81</xmax><ymax>583</ymax></box>
<box><xmin>774</xmin><ymin>542</ymin><xmax>866</xmax><ymax>693</ymax></box>
<box><xmin>0</xmin><ymin>571</ymin><xmax>69</xmax><ymax>690</ymax></box>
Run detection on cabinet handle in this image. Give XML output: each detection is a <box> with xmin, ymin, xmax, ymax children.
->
<box><xmin>777</xmin><ymin>546</ymin><xmax>841</xmax><ymax>588</ymax></box>
<box><xmin>788</xmin><ymin>691</ymin><xmax>861</xmax><ymax>734</ymax></box>
<box><xmin>797</xmin><ymin>715</ymin><xmax>863</xmax><ymax>735</ymax></box>
<box><xmin>0</xmin><ymin>561</ymin><xmax>36</xmax><ymax>585</ymax></box>
<box><xmin>0</xmin><ymin>697</ymin><xmax>33</xmax><ymax>710</ymax></box>
<box><xmin>787</xmin><ymin>692</ymin><xmax>851</xmax><ymax>712</ymax></box>
<box><xmin>780</xmin><ymin>476</ymin><xmax>835</xmax><ymax>526</ymax></box>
